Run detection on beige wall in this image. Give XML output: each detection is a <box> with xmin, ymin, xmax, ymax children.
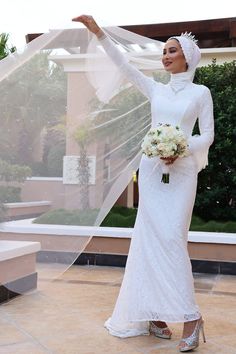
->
<box><xmin>200</xmin><ymin>48</ymin><xmax>236</xmax><ymax>67</ymax></box>
<box><xmin>20</xmin><ymin>177</ymin><xmax>132</xmax><ymax>210</ymax></box>
<box><xmin>21</xmin><ymin>178</ymin><xmax>65</xmax><ymax>209</ymax></box>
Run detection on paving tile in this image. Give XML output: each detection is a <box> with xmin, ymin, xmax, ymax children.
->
<box><xmin>0</xmin><ymin>341</ymin><xmax>48</xmax><ymax>354</ymax></box>
<box><xmin>1</xmin><ymin>266</ymin><xmax>236</xmax><ymax>354</ymax></box>
<box><xmin>40</xmin><ymin>332</ymin><xmax>143</xmax><ymax>354</ymax></box>
<box><xmin>210</xmin><ymin>333</ymin><xmax>236</xmax><ymax>350</ymax></box>
<box><xmin>212</xmin><ymin>274</ymin><xmax>236</xmax><ymax>293</ymax></box>
<box><xmin>193</xmin><ymin>272</ymin><xmax>218</xmax><ymax>292</ymax></box>
<box><xmin>147</xmin><ymin>342</ymin><xmax>236</xmax><ymax>354</ymax></box>
<box><xmin>59</xmin><ymin>265</ymin><xmax>124</xmax><ymax>283</ymax></box>
<box><xmin>0</xmin><ymin>317</ymin><xmax>28</xmax><ymax>346</ymax></box>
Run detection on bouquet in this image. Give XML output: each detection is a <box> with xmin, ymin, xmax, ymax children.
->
<box><xmin>141</xmin><ymin>123</ymin><xmax>188</xmax><ymax>183</ymax></box>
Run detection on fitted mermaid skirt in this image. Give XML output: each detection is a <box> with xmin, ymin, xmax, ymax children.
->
<box><xmin>104</xmin><ymin>154</ymin><xmax>201</xmax><ymax>338</ymax></box>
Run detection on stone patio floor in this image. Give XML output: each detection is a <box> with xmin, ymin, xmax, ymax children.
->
<box><xmin>1</xmin><ymin>265</ymin><xmax>236</xmax><ymax>354</ymax></box>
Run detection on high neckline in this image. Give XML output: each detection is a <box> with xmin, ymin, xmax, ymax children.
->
<box><xmin>169</xmin><ymin>71</ymin><xmax>193</xmax><ymax>93</ymax></box>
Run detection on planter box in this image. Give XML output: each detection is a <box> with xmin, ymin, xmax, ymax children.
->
<box><xmin>0</xmin><ymin>219</ymin><xmax>236</xmax><ymax>274</ymax></box>
<box><xmin>0</xmin><ymin>240</ymin><xmax>41</xmax><ymax>303</ymax></box>
<box><xmin>4</xmin><ymin>201</ymin><xmax>51</xmax><ymax>220</ymax></box>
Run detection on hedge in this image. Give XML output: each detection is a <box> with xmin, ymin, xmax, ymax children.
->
<box><xmin>193</xmin><ymin>60</ymin><xmax>236</xmax><ymax>221</ymax></box>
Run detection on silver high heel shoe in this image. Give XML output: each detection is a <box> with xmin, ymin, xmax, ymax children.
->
<box><xmin>149</xmin><ymin>321</ymin><xmax>172</xmax><ymax>339</ymax></box>
<box><xmin>179</xmin><ymin>317</ymin><xmax>206</xmax><ymax>352</ymax></box>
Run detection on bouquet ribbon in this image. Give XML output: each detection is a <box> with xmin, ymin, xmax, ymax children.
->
<box><xmin>161</xmin><ymin>163</ymin><xmax>170</xmax><ymax>184</ymax></box>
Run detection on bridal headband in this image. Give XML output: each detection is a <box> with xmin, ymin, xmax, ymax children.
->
<box><xmin>169</xmin><ymin>32</ymin><xmax>201</xmax><ymax>72</ymax></box>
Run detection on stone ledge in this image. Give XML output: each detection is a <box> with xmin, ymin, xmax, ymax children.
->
<box><xmin>0</xmin><ymin>241</ymin><xmax>40</xmax><ymax>302</ymax></box>
<box><xmin>4</xmin><ymin>202</ymin><xmax>51</xmax><ymax>220</ymax></box>
<box><xmin>4</xmin><ymin>201</ymin><xmax>51</xmax><ymax>208</ymax></box>
<box><xmin>0</xmin><ymin>219</ymin><xmax>235</xmax><ymax>244</ymax></box>
<box><xmin>0</xmin><ymin>240</ymin><xmax>41</xmax><ymax>261</ymax></box>
<box><xmin>0</xmin><ymin>273</ymin><xmax>37</xmax><ymax>304</ymax></box>
<box><xmin>0</xmin><ymin>220</ymin><xmax>235</xmax><ymax>265</ymax></box>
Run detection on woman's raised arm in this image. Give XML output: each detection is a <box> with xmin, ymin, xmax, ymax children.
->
<box><xmin>72</xmin><ymin>15</ymin><xmax>157</xmax><ymax>100</ymax></box>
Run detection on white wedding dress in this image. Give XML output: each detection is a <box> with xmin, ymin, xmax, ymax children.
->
<box><xmin>99</xmin><ymin>35</ymin><xmax>214</xmax><ymax>338</ymax></box>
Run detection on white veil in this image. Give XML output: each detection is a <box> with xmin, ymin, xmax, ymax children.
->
<box><xmin>0</xmin><ymin>26</ymin><xmax>167</xmax><ymax>295</ymax></box>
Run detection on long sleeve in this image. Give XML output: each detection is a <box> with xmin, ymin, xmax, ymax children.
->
<box><xmin>188</xmin><ymin>86</ymin><xmax>214</xmax><ymax>171</ymax></box>
<box><xmin>98</xmin><ymin>34</ymin><xmax>157</xmax><ymax>100</ymax></box>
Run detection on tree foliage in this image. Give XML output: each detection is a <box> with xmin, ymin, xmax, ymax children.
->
<box><xmin>0</xmin><ymin>33</ymin><xmax>16</xmax><ymax>60</ymax></box>
<box><xmin>0</xmin><ymin>51</ymin><xmax>67</xmax><ymax>166</ymax></box>
<box><xmin>0</xmin><ymin>159</ymin><xmax>31</xmax><ymax>183</ymax></box>
<box><xmin>194</xmin><ymin>60</ymin><xmax>236</xmax><ymax>221</ymax></box>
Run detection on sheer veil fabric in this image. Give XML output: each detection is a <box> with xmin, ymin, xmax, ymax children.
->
<box><xmin>0</xmin><ymin>26</ymin><xmax>167</xmax><ymax>295</ymax></box>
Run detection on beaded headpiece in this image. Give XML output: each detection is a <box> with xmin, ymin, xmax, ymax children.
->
<box><xmin>180</xmin><ymin>32</ymin><xmax>198</xmax><ymax>44</ymax></box>
<box><xmin>168</xmin><ymin>32</ymin><xmax>201</xmax><ymax>72</ymax></box>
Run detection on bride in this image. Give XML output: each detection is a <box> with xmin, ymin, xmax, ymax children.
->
<box><xmin>72</xmin><ymin>15</ymin><xmax>214</xmax><ymax>352</ymax></box>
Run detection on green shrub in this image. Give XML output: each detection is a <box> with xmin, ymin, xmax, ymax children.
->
<box><xmin>190</xmin><ymin>220</ymin><xmax>236</xmax><ymax>233</ymax></box>
<box><xmin>47</xmin><ymin>143</ymin><xmax>65</xmax><ymax>177</ymax></box>
<box><xmin>0</xmin><ymin>159</ymin><xmax>32</xmax><ymax>182</ymax></box>
<box><xmin>103</xmin><ymin>206</ymin><xmax>137</xmax><ymax>227</ymax></box>
<box><xmin>41</xmin><ymin>125</ymin><xmax>66</xmax><ymax>177</ymax></box>
<box><xmin>194</xmin><ymin>60</ymin><xmax>236</xmax><ymax>221</ymax></box>
<box><xmin>0</xmin><ymin>204</ymin><xmax>6</xmax><ymax>222</ymax></box>
<box><xmin>109</xmin><ymin>206</ymin><xmax>137</xmax><ymax>217</ymax></box>
<box><xmin>31</xmin><ymin>161</ymin><xmax>48</xmax><ymax>177</ymax></box>
<box><xmin>0</xmin><ymin>186</ymin><xmax>21</xmax><ymax>203</ymax></box>
<box><xmin>101</xmin><ymin>212</ymin><xmax>137</xmax><ymax>227</ymax></box>
<box><xmin>190</xmin><ymin>215</ymin><xmax>205</xmax><ymax>226</ymax></box>
<box><xmin>0</xmin><ymin>159</ymin><xmax>31</xmax><ymax>220</ymax></box>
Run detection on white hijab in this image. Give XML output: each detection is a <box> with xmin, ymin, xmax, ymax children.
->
<box><xmin>169</xmin><ymin>32</ymin><xmax>201</xmax><ymax>75</ymax></box>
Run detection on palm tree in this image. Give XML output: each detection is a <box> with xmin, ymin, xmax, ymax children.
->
<box><xmin>73</xmin><ymin>123</ymin><xmax>93</xmax><ymax>210</ymax></box>
<box><xmin>0</xmin><ymin>33</ymin><xmax>16</xmax><ymax>60</ymax></box>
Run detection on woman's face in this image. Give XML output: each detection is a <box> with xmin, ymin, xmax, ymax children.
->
<box><xmin>162</xmin><ymin>39</ymin><xmax>187</xmax><ymax>74</ymax></box>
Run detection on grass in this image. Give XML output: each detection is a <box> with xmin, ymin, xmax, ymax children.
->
<box><xmin>33</xmin><ymin>208</ymin><xmax>99</xmax><ymax>226</ymax></box>
<box><xmin>33</xmin><ymin>206</ymin><xmax>236</xmax><ymax>233</ymax></box>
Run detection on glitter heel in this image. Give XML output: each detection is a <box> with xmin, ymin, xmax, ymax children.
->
<box><xmin>149</xmin><ymin>321</ymin><xmax>172</xmax><ymax>339</ymax></box>
<box><xmin>179</xmin><ymin>318</ymin><xmax>206</xmax><ymax>352</ymax></box>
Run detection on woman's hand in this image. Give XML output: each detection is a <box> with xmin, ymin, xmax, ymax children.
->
<box><xmin>72</xmin><ymin>15</ymin><xmax>104</xmax><ymax>38</ymax></box>
<box><xmin>160</xmin><ymin>156</ymin><xmax>178</xmax><ymax>165</ymax></box>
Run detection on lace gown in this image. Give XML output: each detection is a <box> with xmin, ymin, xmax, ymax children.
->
<box><xmin>99</xmin><ymin>35</ymin><xmax>214</xmax><ymax>338</ymax></box>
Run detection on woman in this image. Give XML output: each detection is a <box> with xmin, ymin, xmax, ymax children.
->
<box><xmin>72</xmin><ymin>15</ymin><xmax>214</xmax><ymax>352</ymax></box>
